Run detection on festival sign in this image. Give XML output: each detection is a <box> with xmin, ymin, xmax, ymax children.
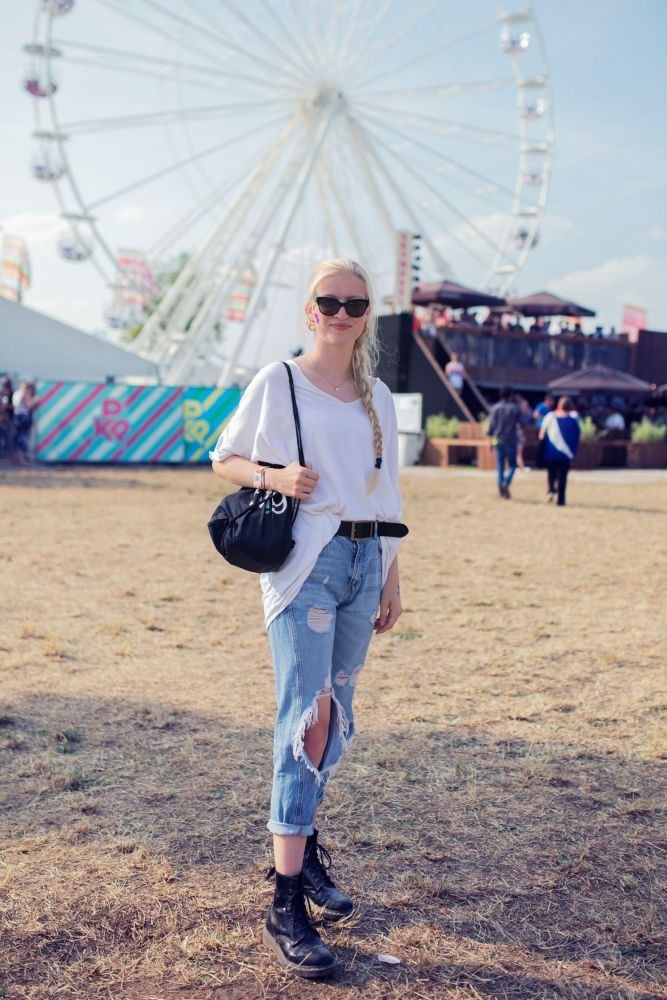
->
<box><xmin>35</xmin><ymin>381</ymin><xmax>185</xmax><ymax>463</ymax></box>
<box><xmin>183</xmin><ymin>386</ymin><xmax>242</xmax><ymax>463</ymax></box>
<box><xmin>622</xmin><ymin>304</ymin><xmax>647</xmax><ymax>344</ymax></box>
<box><xmin>0</xmin><ymin>233</ymin><xmax>31</xmax><ymax>303</ymax></box>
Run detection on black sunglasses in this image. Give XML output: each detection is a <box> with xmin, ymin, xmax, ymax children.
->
<box><xmin>315</xmin><ymin>295</ymin><xmax>369</xmax><ymax>318</ymax></box>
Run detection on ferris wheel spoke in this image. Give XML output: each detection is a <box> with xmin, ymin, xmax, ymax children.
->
<box><xmin>339</xmin><ymin>117</ymin><xmax>402</xmax><ymax>247</ymax></box>
<box><xmin>345</xmin><ymin>0</ymin><xmax>440</xmax><ymax>83</ymax></box>
<box><xmin>214</xmin><ymin>113</ymin><xmax>339</xmax><ymax>387</ymax></box>
<box><xmin>52</xmin><ymin>37</ymin><xmax>297</xmax><ymax>96</ymax></box>
<box><xmin>284</xmin><ymin>0</ymin><xmax>329</xmax><ymax>79</ymax></box>
<box><xmin>256</xmin><ymin>0</ymin><xmax>321</xmax><ymax>81</ymax></box>
<box><xmin>342</xmin><ymin>112</ymin><xmax>449</xmax><ymax>274</ymax></box>
<box><xmin>135</xmin><ymin>112</ymin><xmax>306</xmax><ymax>352</ymax></box>
<box><xmin>357</xmin><ymin>78</ymin><xmax>515</xmax><ymax>101</ymax></box>
<box><xmin>352</xmin><ymin>19</ymin><xmax>499</xmax><ymax>89</ymax></box>
<box><xmin>61</xmin><ymin>100</ymin><xmax>289</xmax><ymax>135</ymax></box>
<box><xmin>355</xmin><ymin>101</ymin><xmax>521</xmax><ymax>144</ymax></box>
<box><xmin>359</xmin><ymin>108</ymin><xmax>516</xmax><ymax>203</ymax></box>
<box><xmin>132</xmin><ymin>0</ymin><xmax>309</xmax><ymax>89</ymax></box>
<box><xmin>90</xmin><ymin>0</ymin><xmax>231</xmax><ymax>73</ymax></box>
<box><xmin>364</xmin><ymin>123</ymin><xmax>512</xmax><ymax>269</ymax></box>
<box><xmin>148</xmin><ymin>164</ymin><xmax>249</xmax><ymax>259</ymax></box>
<box><xmin>339</xmin><ymin>0</ymin><xmax>392</xmax><ymax>77</ymax></box>
<box><xmin>87</xmin><ymin>115</ymin><xmax>287</xmax><ymax>212</ymax></box>
<box><xmin>214</xmin><ymin>0</ymin><xmax>315</xmax><ymax>87</ymax></box>
<box><xmin>318</xmin><ymin>152</ymin><xmax>373</xmax><ymax>266</ymax></box>
<box><xmin>60</xmin><ymin>54</ymin><xmax>297</xmax><ymax>98</ymax></box>
<box><xmin>312</xmin><ymin>0</ymin><xmax>347</xmax><ymax>79</ymax></box>
<box><xmin>335</xmin><ymin>0</ymin><xmax>364</xmax><ymax>69</ymax></box>
<box><xmin>314</xmin><ymin>167</ymin><xmax>340</xmax><ymax>258</ymax></box>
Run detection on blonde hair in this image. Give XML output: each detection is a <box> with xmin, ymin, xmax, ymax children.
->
<box><xmin>305</xmin><ymin>258</ymin><xmax>383</xmax><ymax>492</ymax></box>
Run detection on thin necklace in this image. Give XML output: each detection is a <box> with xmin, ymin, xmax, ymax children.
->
<box><xmin>309</xmin><ymin>361</ymin><xmax>352</xmax><ymax>393</ymax></box>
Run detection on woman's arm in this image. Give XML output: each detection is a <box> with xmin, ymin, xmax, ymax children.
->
<box><xmin>212</xmin><ymin>455</ymin><xmax>318</xmax><ymax>500</ymax></box>
<box><xmin>374</xmin><ymin>556</ymin><xmax>402</xmax><ymax>635</ymax></box>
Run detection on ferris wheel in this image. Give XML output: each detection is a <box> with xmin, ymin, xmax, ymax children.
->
<box><xmin>24</xmin><ymin>0</ymin><xmax>553</xmax><ymax>386</ymax></box>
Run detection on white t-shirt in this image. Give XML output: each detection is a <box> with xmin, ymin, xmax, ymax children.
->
<box><xmin>446</xmin><ymin>361</ymin><xmax>465</xmax><ymax>390</ymax></box>
<box><xmin>209</xmin><ymin>360</ymin><xmax>404</xmax><ymax>627</ymax></box>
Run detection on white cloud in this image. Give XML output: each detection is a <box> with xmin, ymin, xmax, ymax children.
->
<box><xmin>0</xmin><ymin>212</ymin><xmax>62</xmax><ymax>249</ymax></box>
<box><xmin>644</xmin><ymin>226</ymin><xmax>665</xmax><ymax>240</ymax></box>
<box><xmin>540</xmin><ymin>212</ymin><xmax>575</xmax><ymax>238</ymax></box>
<box><xmin>548</xmin><ymin>255</ymin><xmax>667</xmax><ymax>330</ymax></box>
<box><xmin>115</xmin><ymin>205</ymin><xmax>148</xmax><ymax>224</ymax></box>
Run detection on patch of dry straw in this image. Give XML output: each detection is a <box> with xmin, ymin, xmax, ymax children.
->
<box><xmin>1</xmin><ymin>465</ymin><xmax>665</xmax><ymax>999</ymax></box>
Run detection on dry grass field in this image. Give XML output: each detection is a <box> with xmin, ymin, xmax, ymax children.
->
<box><xmin>1</xmin><ymin>464</ymin><xmax>665</xmax><ymax>1000</ymax></box>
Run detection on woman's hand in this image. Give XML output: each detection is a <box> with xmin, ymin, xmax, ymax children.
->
<box><xmin>269</xmin><ymin>461</ymin><xmax>319</xmax><ymax>500</ymax></box>
<box><xmin>374</xmin><ymin>559</ymin><xmax>402</xmax><ymax>634</ymax></box>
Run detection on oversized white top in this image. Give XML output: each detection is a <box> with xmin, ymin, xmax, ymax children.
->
<box><xmin>210</xmin><ymin>360</ymin><xmax>404</xmax><ymax>627</ymax></box>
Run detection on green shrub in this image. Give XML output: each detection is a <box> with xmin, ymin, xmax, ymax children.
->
<box><xmin>425</xmin><ymin>413</ymin><xmax>460</xmax><ymax>438</ymax></box>
<box><xmin>631</xmin><ymin>418</ymin><xmax>667</xmax><ymax>443</ymax></box>
<box><xmin>579</xmin><ymin>416</ymin><xmax>598</xmax><ymax>441</ymax></box>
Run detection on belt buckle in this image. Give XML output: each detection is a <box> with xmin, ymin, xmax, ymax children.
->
<box><xmin>350</xmin><ymin>521</ymin><xmax>374</xmax><ymax>541</ymax></box>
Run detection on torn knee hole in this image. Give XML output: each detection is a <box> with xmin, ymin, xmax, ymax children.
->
<box><xmin>307</xmin><ymin>606</ymin><xmax>333</xmax><ymax>633</ymax></box>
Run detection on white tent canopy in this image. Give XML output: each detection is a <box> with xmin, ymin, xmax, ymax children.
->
<box><xmin>0</xmin><ymin>298</ymin><xmax>158</xmax><ymax>382</ymax></box>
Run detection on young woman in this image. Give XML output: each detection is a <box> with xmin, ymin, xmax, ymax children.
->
<box><xmin>539</xmin><ymin>395</ymin><xmax>581</xmax><ymax>505</ymax></box>
<box><xmin>210</xmin><ymin>259</ymin><xmax>406</xmax><ymax>979</ymax></box>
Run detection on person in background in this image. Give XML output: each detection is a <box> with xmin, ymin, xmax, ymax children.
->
<box><xmin>604</xmin><ymin>408</ymin><xmax>626</xmax><ymax>432</ymax></box>
<box><xmin>445</xmin><ymin>352</ymin><xmax>466</xmax><ymax>394</ymax></box>
<box><xmin>12</xmin><ymin>381</ymin><xmax>38</xmax><ymax>466</ymax></box>
<box><xmin>533</xmin><ymin>393</ymin><xmax>554</xmax><ymax>429</ymax></box>
<box><xmin>488</xmin><ymin>386</ymin><xmax>521</xmax><ymax>499</ymax></box>
<box><xmin>515</xmin><ymin>394</ymin><xmax>533</xmax><ymax>471</ymax></box>
<box><xmin>539</xmin><ymin>396</ymin><xmax>581</xmax><ymax>506</ymax></box>
<box><xmin>0</xmin><ymin>377</ymin><xmax>14</xmax><ymax>458</ymax></box>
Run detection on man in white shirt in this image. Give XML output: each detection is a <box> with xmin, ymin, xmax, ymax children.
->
<box><xmin>445</xmin><ymin>352</ymin><xmax>465</xmax><ymax>393</ymax></box>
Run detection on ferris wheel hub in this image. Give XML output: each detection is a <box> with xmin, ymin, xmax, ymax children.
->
<box><xmin>311</xmin><ymin>87</ymin><xmax>345</xmax><ymax>111</ymax></box>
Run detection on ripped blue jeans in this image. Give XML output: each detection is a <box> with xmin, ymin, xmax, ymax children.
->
<box><xmin>267</xmin><ymin>534</ymin><xmax>382</xmax><ymax>836</ymax></box>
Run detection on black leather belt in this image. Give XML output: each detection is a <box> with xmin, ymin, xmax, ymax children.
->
<box><xmin>336</xmin><ymin>520</ymin><xmax>409</xmax><ymax>541</ymax></box>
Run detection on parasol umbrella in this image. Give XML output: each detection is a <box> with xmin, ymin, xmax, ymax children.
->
<box><xmin>509</xmin><ymin>290</ymin><xmax>597</xmax><ymax>317</ymax></box>
<box><xmin>547</xmin><ymin>364</ymin><xmax>650</xmax><ymax>395</ymax></box>
<box><xmin>412</xmin><ymin>279</ymin><xmax>507</xmax><ymax>309</ymax></box>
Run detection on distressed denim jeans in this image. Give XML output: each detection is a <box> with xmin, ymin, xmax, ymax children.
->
<box><xmin>267</xmin><ymin>535</ymin><xmax>383</xmax><ymax>836</ymax></box>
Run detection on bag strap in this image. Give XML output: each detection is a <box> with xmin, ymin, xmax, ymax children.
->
<box><xmin>282</xmin><ymin>361</ymin><xmax>305</xmax><ymax>466</ymax></box>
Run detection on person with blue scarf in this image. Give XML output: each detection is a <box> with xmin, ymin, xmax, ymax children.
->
<box><xmin>539</xmin><ymin>396</ymin><xmax>580</xmax><ymax>506</ymax></box>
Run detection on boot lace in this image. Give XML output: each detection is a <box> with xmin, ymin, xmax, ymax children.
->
<box><xmin>310</xmin><ymin>842</ymin><xmax>335</xmax><ymax>886</ymax></box>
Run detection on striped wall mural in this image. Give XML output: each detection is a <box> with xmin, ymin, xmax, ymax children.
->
<box><xmin>183</xmin><ymin>386</ymin><xmax>242</xmax><ymax>463</ymax></box>
<box><xmin>33</xmin><ymin>381</ymin><xmax>242</xmax><ymax>464</ymax></box>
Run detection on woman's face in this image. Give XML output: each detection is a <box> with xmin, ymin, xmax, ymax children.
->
<box><xmin>306</xmin><ymin>271</ymin><xmax>369</xmax><ymax>350</ymax></box>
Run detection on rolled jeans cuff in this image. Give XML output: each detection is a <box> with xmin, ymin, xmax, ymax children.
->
<box><xmin>267</xmin><ymin>819</ymin><xmax>315</xmax><ymax>837</ymax></box>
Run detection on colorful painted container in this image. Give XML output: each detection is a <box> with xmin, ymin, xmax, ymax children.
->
<box><xmin>33</xmin><ymin>381</ymin><xmax>243</xmax><ymax>464</ymax></box>
<box><xmin>35</xmin><ymin>381</ymin><xmax>185</xmax><ymax>463</ymax></box>
<box><xmin>183</xmin><ymin>386</ymin><xmax>242</xmax><ymax>463</ymax></box>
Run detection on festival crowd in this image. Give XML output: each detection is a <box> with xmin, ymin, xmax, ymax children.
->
<box><xmin>0</xmin><ymin>377</ymin><xmax>38</xmax><ymax>465</ymax></box>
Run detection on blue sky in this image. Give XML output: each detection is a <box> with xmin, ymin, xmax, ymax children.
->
<box><xmin>1</xmin><ymin>0</ymin><xmax>666</xmax><ymax>364</ymax></box>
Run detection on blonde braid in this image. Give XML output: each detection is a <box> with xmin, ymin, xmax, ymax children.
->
<box><xmin>353</xmin><ymin>337</ymin><xmax>383</xmax><ymax>494</ymax></box>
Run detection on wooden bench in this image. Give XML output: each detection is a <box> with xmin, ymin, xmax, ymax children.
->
<box><xmin>421</xmin><ymin>437</ymin><xmax>496</xmax><ymax>470</ymax></box>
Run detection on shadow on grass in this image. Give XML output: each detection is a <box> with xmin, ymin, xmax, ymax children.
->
<box><xmin>0</xmin><ymin>465</ymin><xmax>169</xmax><ymax>490</ymax></box>
<box><xmin>511</xmin><ymin>496</ymin><xmax>667</xmax><ymax>516</ymax></box>
<box><xmin>1</xmin><ymin>694</ymin><xmax>665</xmax><ymax>999</ymax></box>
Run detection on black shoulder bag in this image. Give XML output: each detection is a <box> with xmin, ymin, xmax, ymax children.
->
<box><xmin>207</xmin><ymin>362</ymin><xmax>304</xmax><ymax>574</ymax></box>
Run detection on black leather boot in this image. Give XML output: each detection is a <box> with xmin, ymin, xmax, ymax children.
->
<box><xmin>263</xmin><ymin>871</ymin><xmax>336</xmax><ymax>979</ymax></box>
<box><xmin>302</xmin><ymin>830</ymin><xmax>355</xmax><ymax>921</ymax></box>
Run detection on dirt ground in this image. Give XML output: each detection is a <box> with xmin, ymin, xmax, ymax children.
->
<box><xmin>1</xmin><ymin>464</ymin><xmax>665</xmax><ymax>1000</ymax></box>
